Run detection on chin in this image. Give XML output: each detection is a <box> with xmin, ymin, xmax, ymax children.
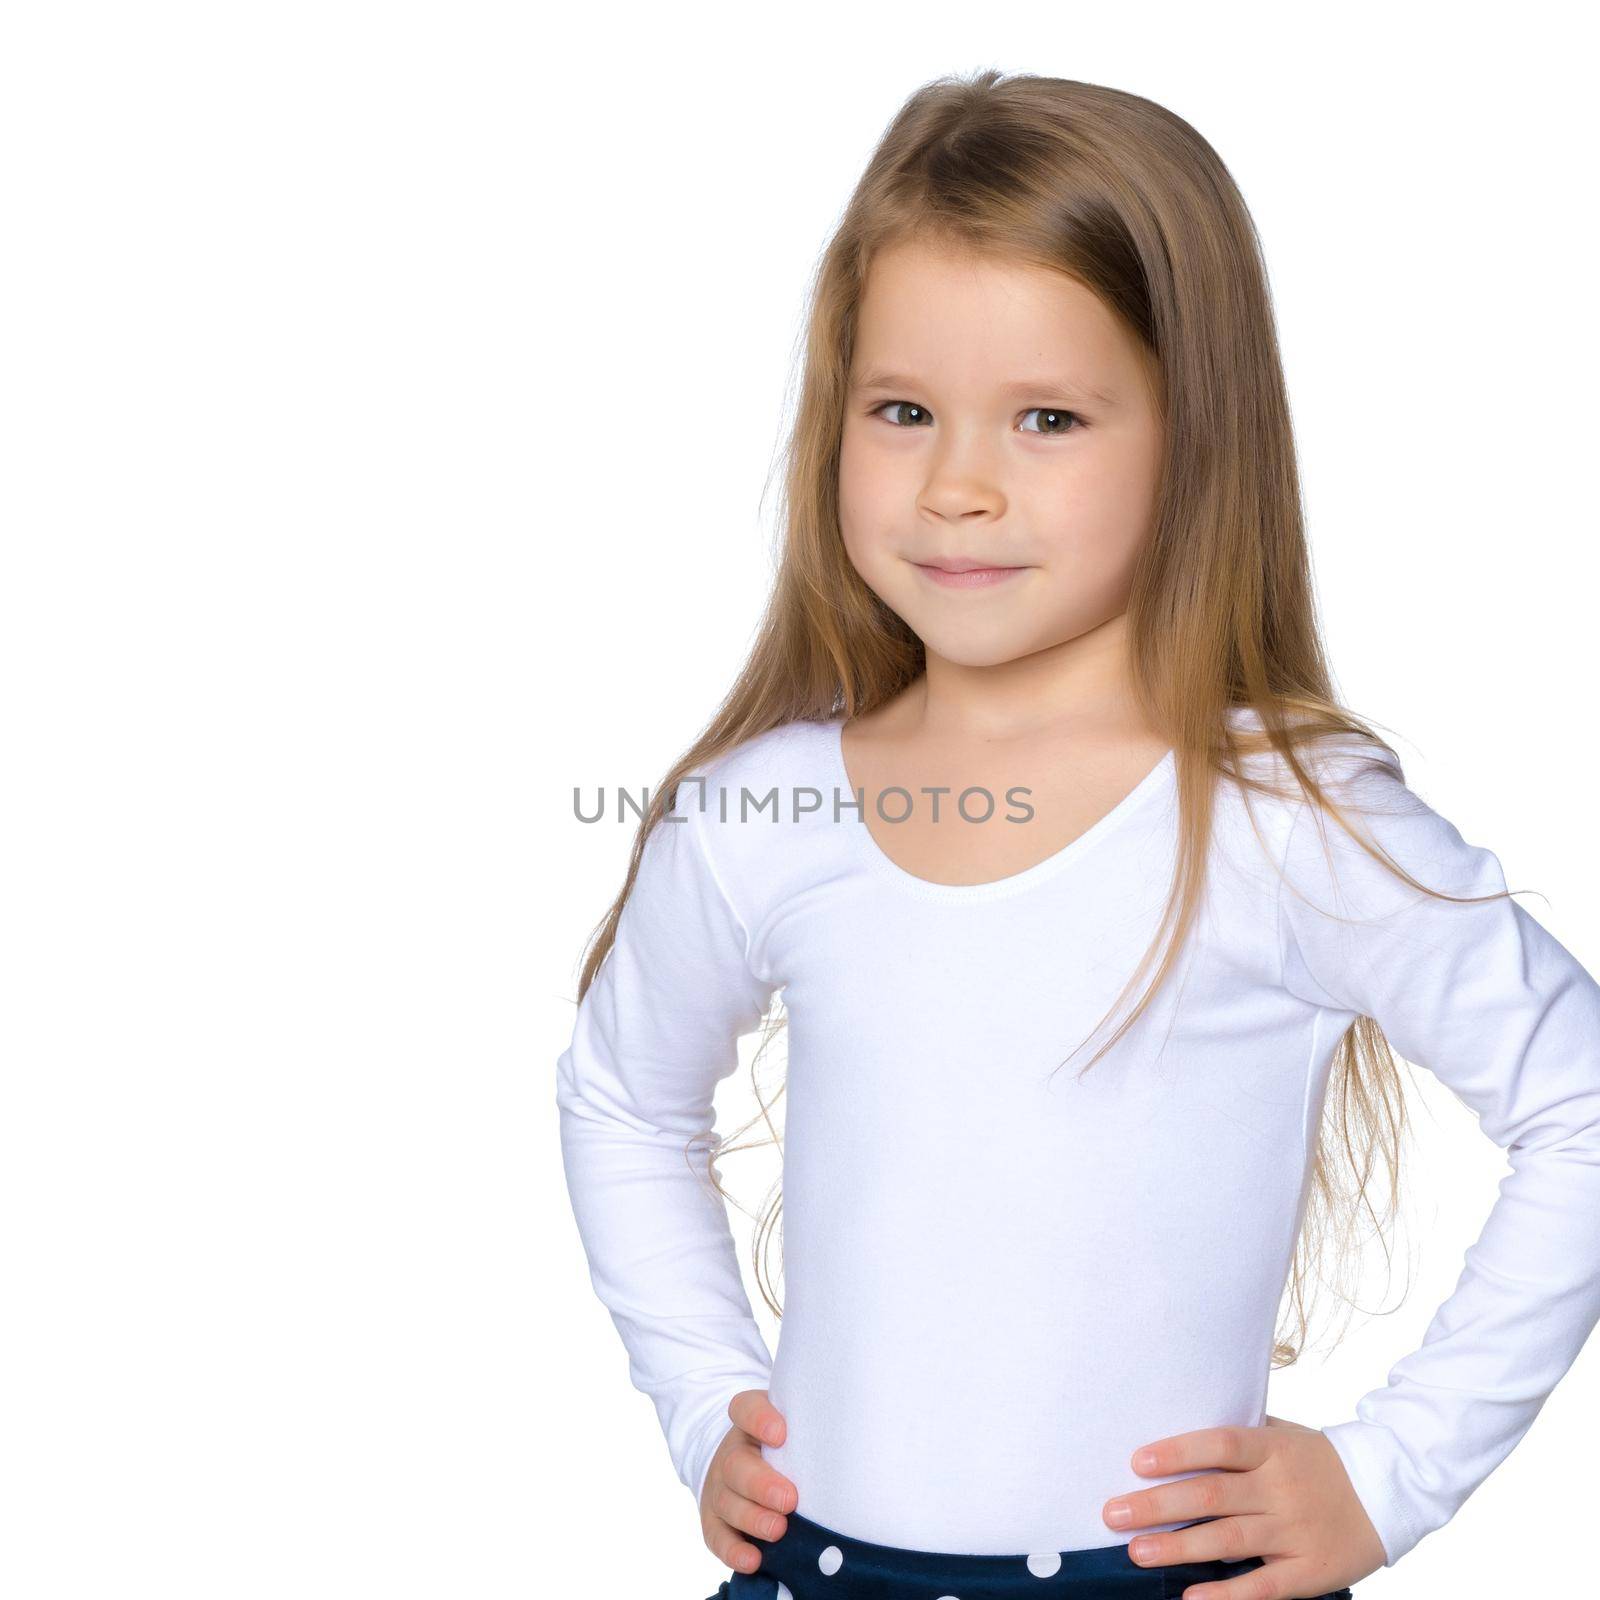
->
<box><xmin>909</xmin><ymin>624</ymin><xmax>1042</xmax><ymax>669</ymax></box>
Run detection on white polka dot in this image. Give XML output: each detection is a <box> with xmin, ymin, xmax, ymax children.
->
<box><xmin>1026</xmin><ymin>1552</ymin><xmax>1063</xmax><ymax>1577</ymax></box>
<box><xmin>776</xmin><ymin>1586</ymin><xmax>793</xmax><ymax>1600</ymax></box>
<box><xmin>817</xmin><ymin>1545</ymin><xmax>843</xmax><ymax>1576</ymax></box>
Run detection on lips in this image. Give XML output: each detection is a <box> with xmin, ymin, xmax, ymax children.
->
<box><xmin>912</xmin><ymin>559</ymin><xmax>1029</xmax><ymax>590</ymax></box>
<box><xmin>919</xmin><ymin>557</ymin><xmax>1024</xmax><ymax>573</ymax></box>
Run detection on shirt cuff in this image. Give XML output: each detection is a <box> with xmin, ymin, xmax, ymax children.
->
<box><xmin>1320</xmin><ymin>1418</ymin><xmax>1427</xmax><ymax>1568</ymax></box>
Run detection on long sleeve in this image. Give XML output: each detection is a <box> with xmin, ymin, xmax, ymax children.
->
<box><xmin>1275</xmin><ymin>743</ymin><xmax>1600</xmax><ymax>1567</ymax></box>
<box><xmin>556</xmin><ymin>788</ymin><xmax>779</xmax><ymax>1509</ymax></box>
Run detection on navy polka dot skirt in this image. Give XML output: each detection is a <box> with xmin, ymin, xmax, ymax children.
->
<box><xmin>705</xmin><ymin>1509</ymin><xmax>1356</xmax><ymax>1599</ymax></box>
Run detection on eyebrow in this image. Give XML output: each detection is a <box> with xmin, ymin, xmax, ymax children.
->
<box><xmin>849</xmin><ymin>367</ymin><xmax>1119</xmax><ymax>407</ymax></box>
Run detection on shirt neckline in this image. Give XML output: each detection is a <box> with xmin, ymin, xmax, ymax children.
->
<box><xmin>823</xmin><ymin>714</ymin><xmax>1178</xmax><ymax>904</ymax></box>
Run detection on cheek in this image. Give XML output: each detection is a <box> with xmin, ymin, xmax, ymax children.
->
<box><xmin>838</xmin><ymin>424</ymin><xmax>873</xmax><ymax>504</ymax></box>
<box><xmin>1031</xmin><ymin>523</ymin><xmax>1144</xmax><ymax>620</ymax></box>
<box><xmin>1037</xmin><ymin>444</ymin><xmax>1160</xmax><ymax>567</ymax></box>
<box><xmin>837</xmin><ymin>428</ymin><xmax>899</xmax><ymax>558</ymax></box>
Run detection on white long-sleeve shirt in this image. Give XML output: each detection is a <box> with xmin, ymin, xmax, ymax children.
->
<box><xmin>555</xmin><ymin>707</ymin><xmax>1600</xmax><ymax>1566</ymax></box>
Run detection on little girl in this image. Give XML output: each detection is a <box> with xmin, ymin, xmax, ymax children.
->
<box><xmin>556</xmin><ymin>70</ymin><xmax>1600</xmax><ymax>1600</ymax></box>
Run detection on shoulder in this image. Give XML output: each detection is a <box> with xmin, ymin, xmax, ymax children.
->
<box><xmin>678</xmin><ymin>717</ymin><xmax>842</xmax><ymax>859</ymax></box>
<box><xmin>686</xmin><ymin>716</ymin><xmax>837</xmax><ymax>807</ymax></box>
<box><xmin>1217</xmin><ymin>704</ymin><xmax>1416</xmax><ymax>842</ymax></box>
<box><xmin>1222</xmin><ymin>703</ymin><xmax>1404</xmax><ymax>787</ymax></box>
<box><xmin>669</xmin><ymin>714</ymin><xmax>843</xmax><ymax>930</ymax></box>
<box><xmin>1251</xmin><ymin>722</ymin><xmax>1504</xmax><ymax>915</ymax></box>
<box><xmin>1209</xmin><ymin>705</ymin><xmax>1444</xmax><ymax>900</ymax></box>
<box><xmin>1197</xmin><ymin>709</ymin><xmax>1507</xmax><ymax>965</ymax></box>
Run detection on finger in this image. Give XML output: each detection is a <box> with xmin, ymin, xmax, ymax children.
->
<box><xmin>1126</xmin><ymin>1513</ymin><xmax>1275</xmax><ymax>1577</ymax></box>
<box><xmin>722</xmin><ymin>1440</ymin><xmax>799</xmax><ymax>1514</ymax></box>
<box><xmin>708</xmin><ymin>1523</ymin><xmax>765</xmax><ymax>1577</ymax></box>
<box><xmin>1169</xmin><ymin>1555</ymin><xmax>1308</xmax><ymax>1600</ymax></box>
<box><xmin>1105</xmin><ymin>1469</ymin><xmax>1262</xmax><ymax>1533</ymax></box>
<box><xmin>1133</xmin><ymin>1425</ymin><xmax>1268</xmax><ymax>1478</ymax></box>
<box><xmin>728</xmin><ymin>1389</ymin><xmax>787</xmax><ymax>1446</ymax></box>
<box><xmin>703</xmin><ymin>1489</ymin><xmax>772</xmax><ymax>1576</ymax></box>
<box><xmin>710</xmin><ymin>1478</ymin><xmax>790</xmax><ymax>1544</ymax></box>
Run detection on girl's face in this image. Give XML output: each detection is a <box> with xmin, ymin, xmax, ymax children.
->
<box><xmin>838</xmin><ymin>240</ymin><xmax>1165</xmax><ymax>671</ymax></box>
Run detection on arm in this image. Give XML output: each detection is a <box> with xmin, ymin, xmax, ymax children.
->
<box><xmin>555</xmin><ymin>783</ymin><xmax>779</xmax><ymax>1508</ymax></box>
<box><xmin>1276</xmin><ymin>745</ymin><xmax>1600</xmax><ymax>1567</ymax></box>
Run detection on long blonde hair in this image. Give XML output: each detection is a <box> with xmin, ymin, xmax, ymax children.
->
<box><xmin>570</xmin><ymin>68</ymin><xmax>1517</xmax><ymax>1368</ymax></box>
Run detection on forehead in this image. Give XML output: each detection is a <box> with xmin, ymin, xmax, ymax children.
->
<box><xmin>852</xmin><ymin>239</ymin><xmax>1150</xmax><ymax>396</ymax></box>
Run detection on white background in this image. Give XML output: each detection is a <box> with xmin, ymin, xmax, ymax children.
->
<box><xmin>3</xmin><ymin>2</ymin><xmax>1595</xmax><ymax>1595</ymax></box>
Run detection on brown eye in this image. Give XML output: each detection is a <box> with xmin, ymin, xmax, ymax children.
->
<box><xmin>1020</xmin><ymin>407</ymin><xmax>1083</xmax><ymax>436</ymax></box>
